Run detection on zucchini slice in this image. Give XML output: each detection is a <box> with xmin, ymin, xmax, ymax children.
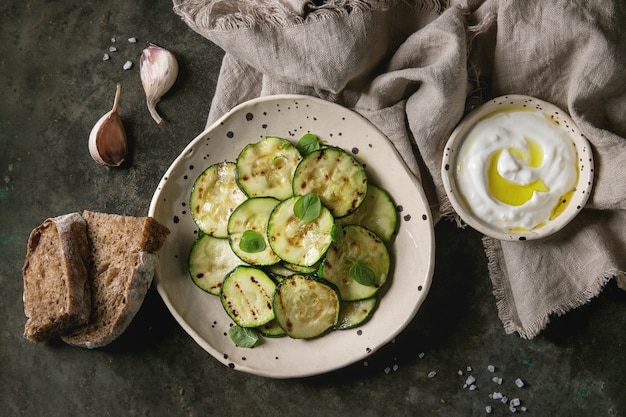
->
<box><xmin>263</xmin><ymin>263</ymin><xmax>296</xmax><ymax>280</ymax></box>
<box><xmin>319</xmin><ymin>224</ymin><xmax>390</xmax><ymax>301</ymax></box>
<box><xmin>190</xmin><ymin>162</ymin><xmax>248</xmax><ymax>238</ymax></box>
<box><xmin>282</xmin><ymin>261</ymin><xmax>320</xmax><ymax>275</ymax></box>
<box><xmin>228</xmin><ymin>197</ymin><xmax>280</xmax><ymax>266</ymax></box>
<box><xmin>267</xmin><ymin>195</ymin><xmax>334</xmax><ymax>267</ymax></box>
<box><xmin>273</xmin><ymin>274</ymin><xmax>340</xmax><ymax>339</ymax></box>
<box><xmin>292</xmin><ymin>147</ymin><xmax>367</xmax><ymax>218</ymax></box>
<box><xmin>236</xmin><ymin>136</ymin><xmax>302</xmax><ymax>200</ymax></box>
<box><xmin>257</xmin><ymin>319</ymin><xmax>286</xmax><ymax>338</ymax></box>
<box><xmin>188</xmin><ymin>234</ymin><xmax>245</xmax><ymax>296</ymax></box>
<box><xmin>337</xmin><ymin>184</ymin><xmax>398</xmax><ymax>243</ymax></box>
<box><xmin>336</xmin><ymin>297</ymin><xmax>378</xmax><ymax>330</ymax></box>
<box><xmin>220</xmin><ymin>266</ymin><xmax>277</xmax><ymax>328</ymax></box>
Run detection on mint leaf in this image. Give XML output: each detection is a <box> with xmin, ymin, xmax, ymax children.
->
<box><xmin>349</xmin><ymin>260</ymin><xmax>376</xmax><ymax>286</ymax></box>
<box><xmin>331</xmin><ymin>224</ymin><xmax>343</xmax><ymax>242</ymax></box>
<box><xmin>239</xmin><ymin>230</ymin><xmax>266</xmax><ymax>253</ymax></box>
<box><xmin>294</xmin><ymin>193</ymin><xmax>321</xmax><ymax>222</ymax></box>
<box><xmin>296</xmin><ymin>133</ymin><xmax>321</xmax><ymax>155</ymax></box>
<box><xmin>228</xmin><ymin>325</ymin><xmax>259</xmax><ymax>348</ymax></box>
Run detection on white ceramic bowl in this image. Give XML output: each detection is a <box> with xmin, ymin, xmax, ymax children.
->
<box><xmin>149</xmin><ymin>95</ymin><xmax>435</xmax><ymax>378</ymax></box>
<box><xmin>441</xmin><ymin>95</ymin><xmax>594</xmax><ymax>241</ymax></box>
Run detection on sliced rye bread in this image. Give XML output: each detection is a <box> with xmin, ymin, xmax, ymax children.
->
<box><xmin>23</xmin><ymin>213</ymin><xmax>91</xmax><ymax>343</ymax></box>
<box><xmin>61</xmin><ymin>211</ymin><xmax>169</xmax><ymax>348</ymax></box>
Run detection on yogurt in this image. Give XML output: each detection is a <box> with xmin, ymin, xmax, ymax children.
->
<box><xmin>454</xmin><ymin>108</ymin><xmax>578</xmax><ymax>231</ymax></box>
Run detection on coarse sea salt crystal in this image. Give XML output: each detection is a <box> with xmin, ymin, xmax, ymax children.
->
<box><xmin>510</xmin><ymin>398</ymin><xmax>521</xmax><ymax>407</ymax></box>
<box><xmin>123</xmin><ymin>61</ymin><xmax>132</xmax><ymax>70</ymax></box>
<box><xmin>515</xmin><ymin>378</ymin><xmax>525</xmax><ymax>388</ymax></box>
<box><xmin>128</xmin><ymin>37</ymin><xmax>137</xmax><ymax>43</ymax></box>
<box><xmin>103</xmin><ymin>53</ymin><xmax>110</xmax><ymax>61</ymax></box>
<box><xmin>485</xmin><ymin>405</ymin><xmax>492</xmax><ymax>414</ymax></box>
<box><xmin>418</xmin><ymin>352</ymin><xmax>425</xmax><ymax>359</ymax></box>
<box><xmin>487</xmin><ymin>365</ymin><xmax>495</xmax><ymax>372</ymax></box>
<box><xmin>492</xmin><ymin>392</ymin><xmax>503</xmax><ymax>400</ymax></box>
<box><xmin>492</xmin><ymin>376</ymin><xmax>503</xmax><ymax>385</ymax></box>
<box><xmin>428</xmin><ymin>371</ymin><xmax>437</xmax><ymax>378</ymax></box>
<box><xmin>466</xmin><ymin>375</ymin><xmax>476</xmax><ymax>385</ymax></box>
<box><xmin>109</xmin><ymin>46</ymin><xmax>117</xmax><ymax>52</ymax></box>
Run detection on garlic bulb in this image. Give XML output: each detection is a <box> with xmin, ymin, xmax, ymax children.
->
<box><xmin>88</xmin><ymin>83</ymin><xmax>128</xmax><ymax>167</ymax></box>
<box><xmin>140</xmin><ymin>43</ymin><xmax>178</xmax><ymax>124</ymax></box>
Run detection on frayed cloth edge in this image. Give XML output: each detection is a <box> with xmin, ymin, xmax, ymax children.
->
<box><xmin>482</xmin><ymin>237</ymin><xmax>525</xmax><ymax>336</ymax></box>
<box><xmin>483</xmin><ymin>236</ymin><xmax>624</xmax><ymax>339</ymax></box>
<box><xmin>173</xmin><ymin>0</ymin><xmax>449</xmax><ymax>32</ymax></box>
<box><xmin>439</xmin><ymin>193</ymin><xmax>466</xmax><ymax>228</ymax></box>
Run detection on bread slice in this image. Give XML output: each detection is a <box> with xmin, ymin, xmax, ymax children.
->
<box><xmin>61</xmin><ymin>211</ymin><xmax>169</xmax><ymax>348</ymax></box>
<box><xmin>23</xmin><ymin>213</ymin><xmax>91</xmax><ymax>343</ymax></box>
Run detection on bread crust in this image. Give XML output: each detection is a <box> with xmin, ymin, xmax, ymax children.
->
<box><xmin>23</xmin><ymin>211</ymin><xmax>169</xmax><ymax>347</ymax></box>
<box><xmin>61</xmin><ymin>211</ymin><xmax>169</xmax><ymax>348</ymax></box>
<box><xmin>22</xmin><ymin>213</ymin><xmax>91</xmax><ymax>343</ymax></box>
<box><xmin>61</xmin><ymin>252</ymin><xmax>157</xmax><ymax>348</ymax></box>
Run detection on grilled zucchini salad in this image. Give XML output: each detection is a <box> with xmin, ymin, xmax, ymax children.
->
<box><xmin>189</xmin><ymin>134</ymin><xmax>398</xmax><ymax>347</ymax></box>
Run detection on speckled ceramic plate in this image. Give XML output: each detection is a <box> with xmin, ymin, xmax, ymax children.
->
<box><xmin>149</xmin><ymin>95</ymin><xmax>434</xmax><ymax>378</ymax></box>
<box><xmin>441</xmin><ymin>95</ymin><xmax>594</xmax><ymax>241</ymax></box>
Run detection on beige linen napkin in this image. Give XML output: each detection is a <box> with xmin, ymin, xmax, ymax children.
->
<box><xmin>172</xmin><ymin>0</ymin><xmax>626</xmax><ymax>339</ymax></box>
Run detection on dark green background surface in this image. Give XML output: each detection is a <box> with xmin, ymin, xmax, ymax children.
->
<box><xmin>1</xmin><ymin>2</ymin><xmax>624</xmax><ymax>416</ymax></box>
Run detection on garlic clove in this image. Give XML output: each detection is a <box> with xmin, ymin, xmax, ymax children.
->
<box><xmin>140</xmin><ymin>43</ymin><xmax>179</xmax><ymax>124</ymax></box>
<box><xmin>89</xmin><ymin>83</ymin><xmax>128</xmax><ymax>167</ymax></box>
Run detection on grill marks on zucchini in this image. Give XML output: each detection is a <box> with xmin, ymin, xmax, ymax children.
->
<box><xmin>337</xmin><ymin>184</ymin><xmax>398</xmax><ymax>243</ymax></box>
<box><xmin>220</xmin><ymin>266</ymin><xmax>276</xmax><ymax>328</ymax></box>
<box><xmin>187</xmin><ymin>134</ymin><xmax>398</xmax><ymax>346</ymax></box>
<box><xmin>267</xmin><ymin>196</ymin><xmax>334</xmax><ymax>267</ymax></box>
<box><xmin>228</xmin><ymin>197</ymin><xmax>280</xmax><ymax>265</ymax></box>
<box><xmin>189</xmin><ymin>234</ymin><xmax>245</xmax><ymax>296</ymax></box>
<box><xmin>336</xmin><ymin>297</ymin><xmax>378</xmax><ymax>330</ymax></box>
<box><xmin>273</xmin><ymin>275</ymin><xmax>340</xmax><ymax>339</ymax></box>
<box><xmin>190</xmin><ymin>162</ymin><xmax>247</xmax><ymax>238</ymax></box>
<box><xmin>320</xmin><ymin>225</ymin><xmax>390</xmax><ymax>301</ymax></box>
<box><xmin>293</xmin><ymin>147</ymin><xmax>367</xmax><ymax>218</ymax></box>
<box><xmin>236</xmin><ymin>136</ymin><xmax>302</xmax><ymax>200</ymax></box>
